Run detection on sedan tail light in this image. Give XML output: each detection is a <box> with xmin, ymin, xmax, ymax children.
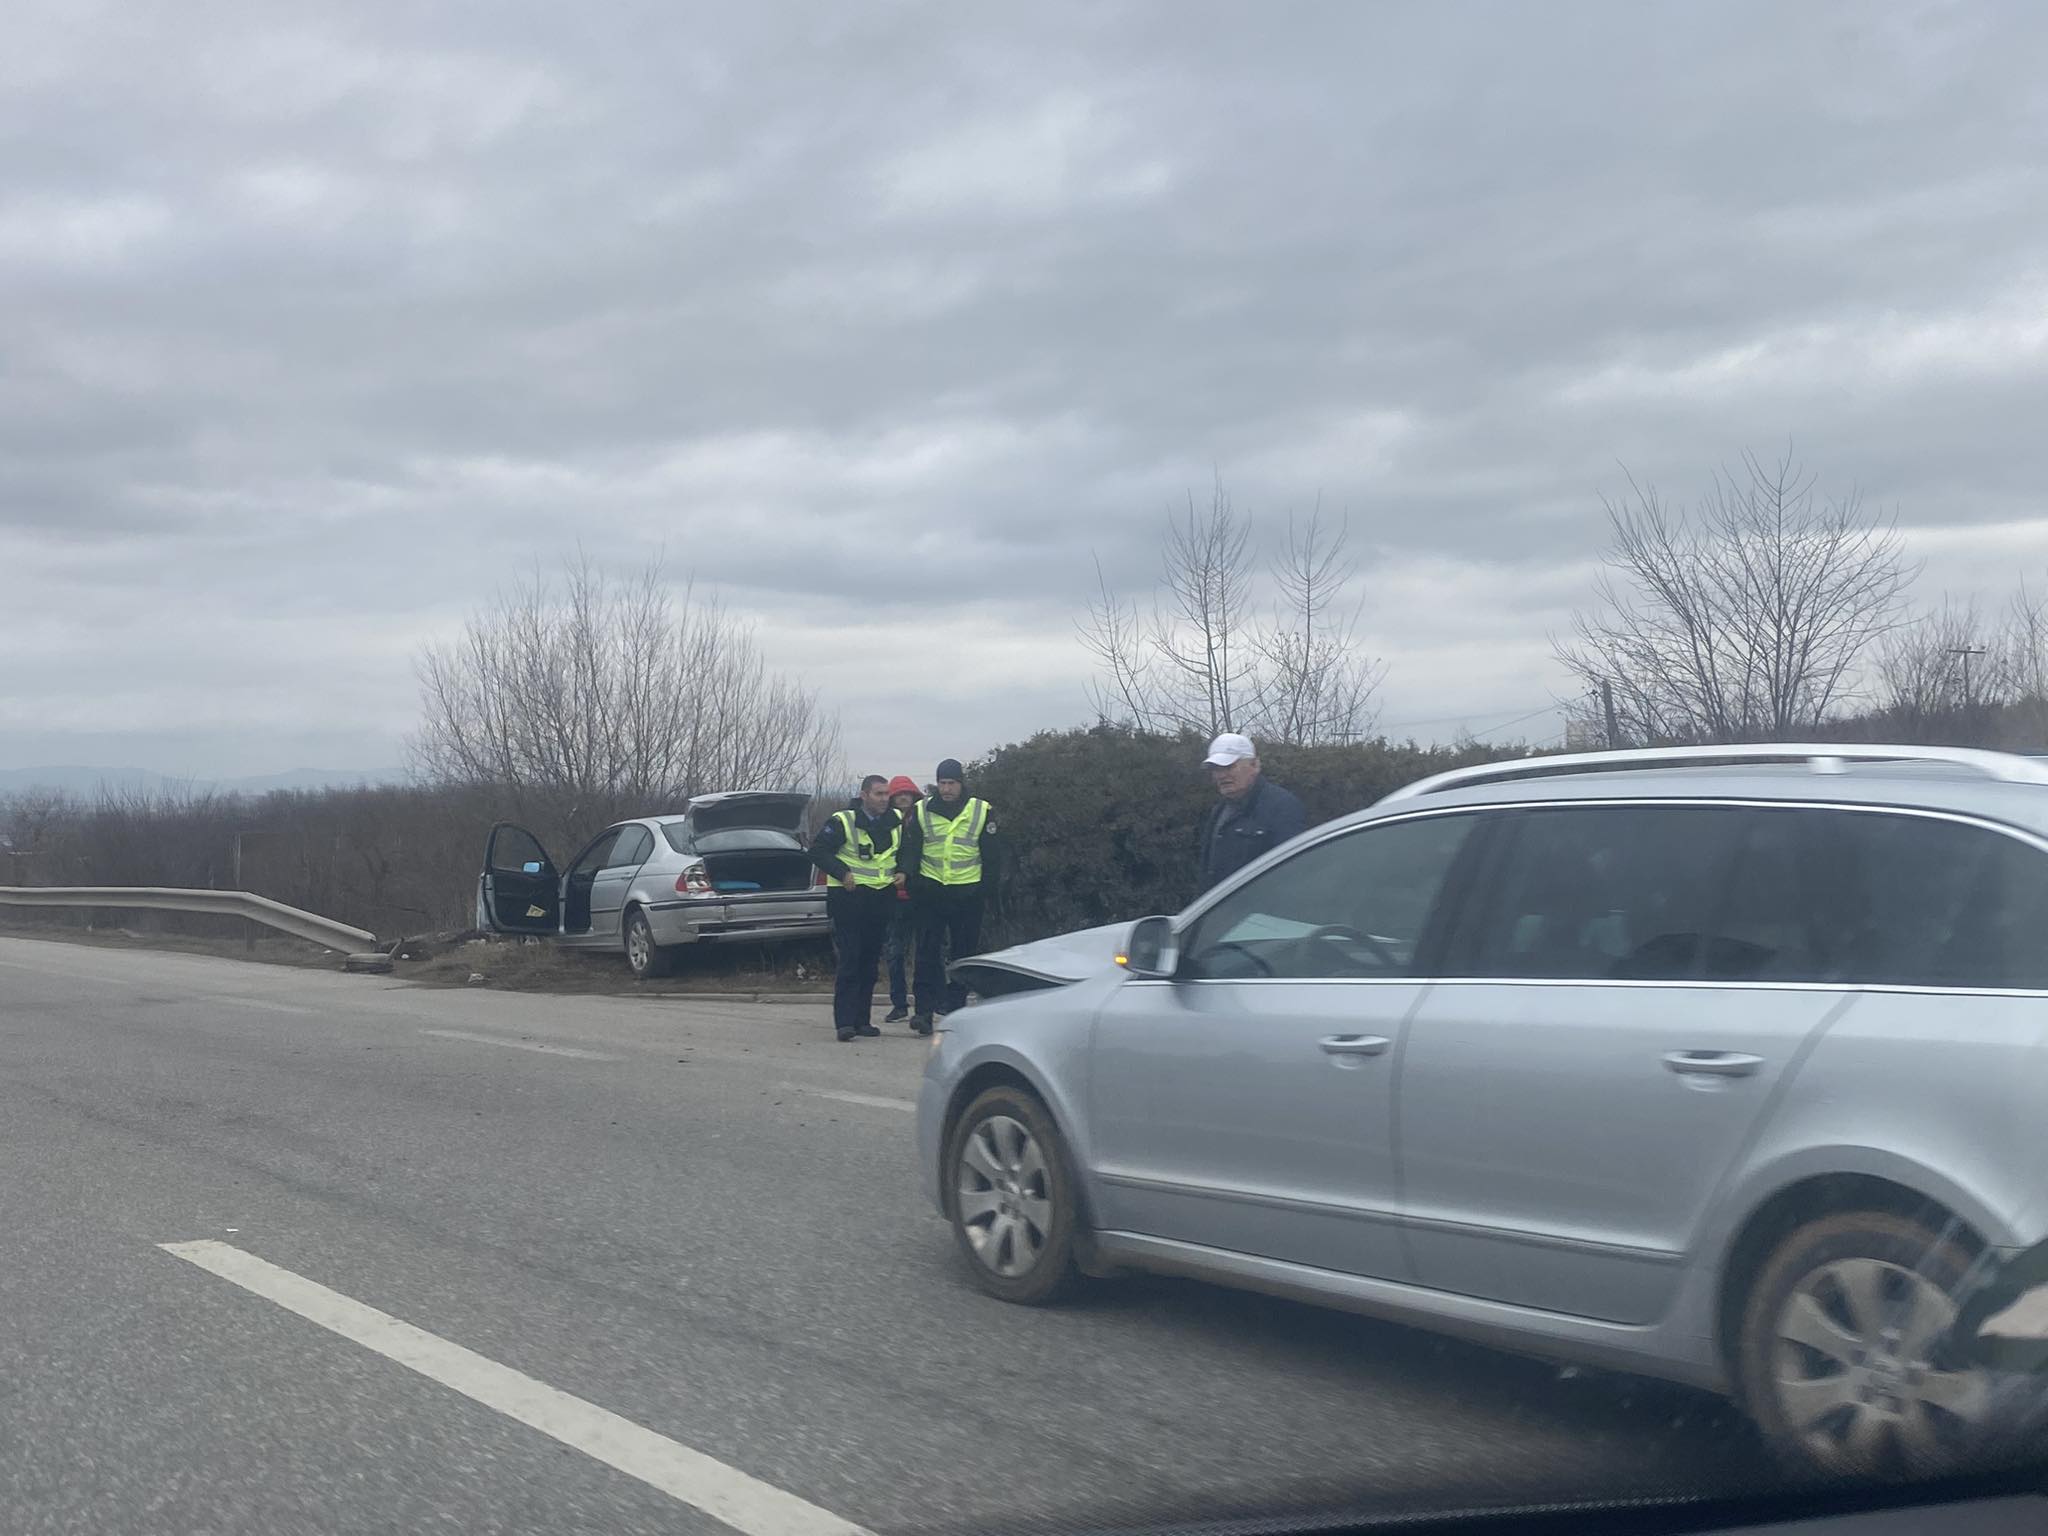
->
<box><xmin>675</xmin><ymin>862</ymin><xmax>713</xmax><ymax>895</ymax></box>
<box><xmin>812</xmin><ymin>865</ymin><xmax>831</xmax><ymax>887</ymax></box>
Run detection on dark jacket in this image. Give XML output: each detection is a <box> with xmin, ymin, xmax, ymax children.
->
<box><xmin>1199</xmin><ymin>776</ymin><xmax>1308</xmax><ymax>891</ymax></box>
<box><xmin>810</xmin><ymin>802</ymin><xmax>903</xmax><ymax>882</ymax></box>
<box><xmin>896</xmin><ymin>794</ymin><xmax>1002</xmax><ymax>893</ymax></box>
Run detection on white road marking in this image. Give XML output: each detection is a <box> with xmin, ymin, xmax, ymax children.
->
<box><xmin>159</xmin><ymin>1241</ymin><xmax>873</xmax><ymax>1536</ymax></box>
<box><xmin>421</xmin><ymin>1028</ymin><xmax>618</xmax><ymax>1061</ymax></box>
<box><xmin>777</xmin><ymin>1083</ymin><xmax>915</xmax><ymax>1114</ymax></box>
<box><xmin>214</xmin><ymin>996</ymin><xmax>316</xmax><ymax>1016</ymax></box>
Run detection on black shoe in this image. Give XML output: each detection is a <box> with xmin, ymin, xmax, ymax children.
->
<box><xmin>836</xmin><ymin>1029</ymin><xmax>856</xmax><ymax>1042</ymax></box>
<box><xmin>910</xmin><ymin>1013</ymin><xmax>934</xmax><ymax>1036</ymax></box>
<box><xmin>883</xmin><ymin>1006</ymin><xmax>910</xmax><ymax>1023</ymax></box>
<box><xmin>855</xmin><ymin>1023</ymin><xmax>882</xmax><ymax>1037</ymax></box>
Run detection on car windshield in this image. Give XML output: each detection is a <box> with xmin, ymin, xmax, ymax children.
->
<box><xmin>9</xmin><ymin>2</ymin><xmax>2048</xmax><ymax>1532</ymax></box>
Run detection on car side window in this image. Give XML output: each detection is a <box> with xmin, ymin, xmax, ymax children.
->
<box><xmin>568</xmin><ymin>830</ymin><xmax>621</xmax><ymax>878</ymax></box>
<box><xmin>488</xmin><ymin>826</ymin><xmax>549</xmax><ymax>876</ymax></box>
<box><xmin>605</xmin><ymin>826</ymin><xmax>655</xmax><ymax>872</ymax></box>
<box><xmin>1183</xmin><ymin>812</ymin><xmax>1475</xmax><ymax>980</ymax></box>
<box><xmin>1829</xmin><ymin>811</ymin><xmax>2048</xmax><ymax>989</ymax></box>
<box><xmin>1452</xmin><ymin>804</ymin><xmax>1736</xmax><ymax>981</ymax></box>
<box><xmin>1700</xmin><ymin>808</ymin><xmax>1845</xmax><ymax>982</ymax></box>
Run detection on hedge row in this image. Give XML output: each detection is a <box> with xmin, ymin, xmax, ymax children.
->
<box><xmin>966</xmin><ymin>725</ymin><xmax>1522</xmax><ymax>943</ymax></box>
<box><xmin>2</xmin><ymin>728</ymin><xmax>1528</xmax><ymax>951</ymax></box>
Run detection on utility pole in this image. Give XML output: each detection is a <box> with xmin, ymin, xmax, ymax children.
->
<box><xmin>1600</xmin><ymin>679</ymin><xmax>1621</xmax><ymax>750</ymax></box>
<box><xmin>229</xmin><ymin>828</ymin><xmax>279</xmax><ymax>950</ymax></box>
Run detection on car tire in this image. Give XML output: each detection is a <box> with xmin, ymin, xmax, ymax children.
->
<box><xmin>624</xmin><ymin>908</ymin><xmax>675</xmax><ymax>980</ymax></box>
<box><xmin>1738</xmin><ymin>1209</ymin><xmax>1994</xmax><ymax>1480</ymax></box>
<box><xmin>943</xmin><ymin>1086</ymin><xmax>1081</xmax><ymax>1305</ymax></box>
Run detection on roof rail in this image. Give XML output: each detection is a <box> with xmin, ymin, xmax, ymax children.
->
<box><xmin>1381</xmin><ymin>743</ymin><xmax>2048</xmax><ymax>803</ymax></box>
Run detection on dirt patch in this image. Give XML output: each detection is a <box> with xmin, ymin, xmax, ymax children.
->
<box><xmin>396</xmin><ymin>933</ymin><xmax>834</xmax><ymax>995</ymax></box>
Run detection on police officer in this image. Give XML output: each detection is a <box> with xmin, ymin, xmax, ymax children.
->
<box><xmin>899</xmin><ymin>758</ymin><xmax>999</xmax><ymax>1033</ymax></box>
<box><xmin>809</xmin><ymin>774</ymin><xmax>903</xmax><ymax>1042</ymax></box>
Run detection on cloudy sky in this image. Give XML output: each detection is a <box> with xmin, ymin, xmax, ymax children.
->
<box><xmin>4</xmin><ymin>0</ymin><xmax>2046</xmax><ymax>783</ymax></box>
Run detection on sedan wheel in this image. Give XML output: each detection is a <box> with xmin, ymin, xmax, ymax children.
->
<box><xmin>624</xmin><ymin>910</ymin><xmax>673</xmax><ymax>979</ymax></box>
<box><xmin>1742</xmin><ymin>1211</ymin><xmax>1993</xmax><ymax>1478</ymax></box>
<box><xmin>945</xmin><ymin>1087</ymin><xmax>1078</xmax><ymax>1304</ymax></box>
<box><xmin>957</xmin><ymin>1114</ymin><xmax>1055</xmax><ymax>1278</ymax></box>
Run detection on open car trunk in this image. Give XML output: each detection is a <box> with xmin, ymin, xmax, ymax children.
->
<box><xmin>686</xmin><ymin>791</ymin><xmax>811</xmax><ymax>837</ymax></box>
<box><xmin>699</xmin><ymin>847</ymin><xmax>816</xmax><ymax>894</ymax></box>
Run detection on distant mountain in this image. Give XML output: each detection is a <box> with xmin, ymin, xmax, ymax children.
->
<box><xmin>0</xmin><ymin>765</ymin><xmax>399</xmax><ymax>799</ymax></box>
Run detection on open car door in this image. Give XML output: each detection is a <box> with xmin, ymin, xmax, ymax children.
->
<box><xmin>478</xmin><ymin>822</ymin><xmax>561</xmax><ymax>935</ymax></box>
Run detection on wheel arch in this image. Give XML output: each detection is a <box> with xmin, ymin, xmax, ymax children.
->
<box><xmin>1715</xmin><ymin>1171</ymin><xmax>1989</xmax><ymax>1381</ymax></box>
<box><xmin>622</xmin><ymin>900</ymin><xmax>650</xmax><ymax>945</ymax></box>
<box><xmin>941</xmin><ymin>1056</ymin><xmax>1099</xmax><ymax>1233</ymax></box>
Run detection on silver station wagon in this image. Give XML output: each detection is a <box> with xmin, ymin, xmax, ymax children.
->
<box><xmin>918</xmin><ymin>745</ymin><xmax>2048</xmax><ymax>1477</ymax></box>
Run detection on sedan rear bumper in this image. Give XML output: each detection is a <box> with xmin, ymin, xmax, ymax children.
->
<box><xmin>641</xmin><ymin>895</ymin><xmax>829</xmax><ymax>947</ymax></box>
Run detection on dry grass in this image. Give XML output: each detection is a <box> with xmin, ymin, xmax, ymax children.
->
<box><xmin>397</xmin><ymin>933</ymin><xmax>834</xmax><ymax>995</ymax></box>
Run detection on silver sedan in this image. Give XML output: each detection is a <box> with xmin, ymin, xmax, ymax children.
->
<box><xmin>476</xmin><ymin>791</ymin><xmax>829</xmax><ymax>977</ymax></box>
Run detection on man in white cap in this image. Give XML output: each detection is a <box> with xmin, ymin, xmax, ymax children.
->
<box><xmin>1199</xmin><ymin>732</ymin><xmax>1306</xmax><ymax>891</ymax></box>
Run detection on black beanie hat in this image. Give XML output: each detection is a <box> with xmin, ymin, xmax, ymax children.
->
<box><xmin>935</xmin><ymin>758</ymin><xmax>965</xmax><ymax>781</ymax></box>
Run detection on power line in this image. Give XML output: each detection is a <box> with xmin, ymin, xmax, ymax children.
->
<box><xmin>1380</xmin><ymin>699</ymin><xmax>1563</xmax><ymax>734</ymax></box>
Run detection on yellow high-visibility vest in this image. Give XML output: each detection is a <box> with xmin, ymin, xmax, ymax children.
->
<box><xmin>833</xmin><ymin>810</ymin><xmax>898</xmax><ymax>888</ymax></box>
<box><xmin>917</xmin><ymin>797</ymin><xmax>989</xmax><ymax>886</ymax></box>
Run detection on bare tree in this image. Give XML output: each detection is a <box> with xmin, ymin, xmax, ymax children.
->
<box><xmin>1080</xmin><ymin>556</ymin><xmax>1158</xmax><ymax>731</ymax></box>
<box><xmin>412</xmin><ymin>553</ymin><xmax>842</xmax><ymax>830</ymax></box>
<box><xmin>1995</xmin><ymin>577</ymin><xmax>2048</xmax><ymax>747</ymax></box>
<box><xmin>1081</xmin><ymin>482</ymin><xmax>1383</xmax><ymax>744</ymax></box>
<box><xmin>1149</xmin><ymin>484</ymin><xmax>1262</xmax><ymax>736</ymax></box>
<box><xmin>1</xmin><ymin>788</ymin><xmax>76</xmax><ymax>883</ymax></box>
<box><xmin>1876</xmin><ymin>595</ymin><xmax>2006</xmax><ymax>729</ymax></box>
<box><xmin>1255</xmin><ymin>509</ymin><xmax>1384</xmax><ymax>744</ymax></box>
<box><xmin>1556</xmin><ymin>449</ymin><xmax>1915</xmax><ymax>744</ymax></box>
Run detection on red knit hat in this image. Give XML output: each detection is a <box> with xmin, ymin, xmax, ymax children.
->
<box><xmin>885</xmin><ymin>775</ymin><xmax>922</xmax><ymax>800</ymax></box>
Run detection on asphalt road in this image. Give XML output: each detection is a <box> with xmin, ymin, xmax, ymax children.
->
<box><xmin>0</xmin><ymin>933</ymin><xmax>1783</xmax><ymax>1535</ymax></box>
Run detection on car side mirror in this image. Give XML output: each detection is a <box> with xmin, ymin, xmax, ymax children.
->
<box><xmin>1117</xmin><ymin>916</ymin><xmax>1180</xmax><ymax>980</ymax></box>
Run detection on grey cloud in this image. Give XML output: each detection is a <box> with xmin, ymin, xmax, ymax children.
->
<box><xmin>3</xmin><ymin>0</ymin><xmax>2046</xmax><ymax>777</ymax></box>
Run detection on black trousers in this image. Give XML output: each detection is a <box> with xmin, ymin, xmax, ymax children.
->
<box><xmin>914</xmin><ymin>883</ymin><xmax>985</xmax><ymax>1017</ymax></box>
<box><xmin>828</xmin><ymin>886</ymin><xmax>893</xmax><ymax>1035</ymax></box>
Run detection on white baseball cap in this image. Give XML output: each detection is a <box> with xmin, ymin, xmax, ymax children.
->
<box><xmin>1203</xmin><ymin>732</ymin><xmax>1257</xmax><ymax>767</ymax></box>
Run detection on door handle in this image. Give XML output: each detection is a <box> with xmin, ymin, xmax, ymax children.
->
<box><xmin>1319</xmin><ymin>1035</ymin><xmax>1391</xmax><ymax>1056</ymax></box>
<box><xmin>1663</xmin><ymin>1050</ymin><xmax>1763</xmax><ymax>1078</ymax></box>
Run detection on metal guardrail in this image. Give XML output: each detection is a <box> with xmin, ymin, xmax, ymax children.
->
<box><xmin>0</xmin><ymin>886</ymin><xmax>377</xmax><ymax>953</ymax></box>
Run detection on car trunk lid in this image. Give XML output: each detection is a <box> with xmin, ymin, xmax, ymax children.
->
<box><xmin>685</xmin><ymin>791</ymin><xmax>813</xmax><ymax>836</ymax></box>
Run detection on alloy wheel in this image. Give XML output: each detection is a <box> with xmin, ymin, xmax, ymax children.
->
<box><xmin>1771</xmin><ymin>1255</ymin><xmax>1990</xmax><ymax>1473</ymax></box>
<box><xmin>954</xmin><ymin>1114</ymin><xmax>1054</xmax><ymax>1279</ymax></box>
